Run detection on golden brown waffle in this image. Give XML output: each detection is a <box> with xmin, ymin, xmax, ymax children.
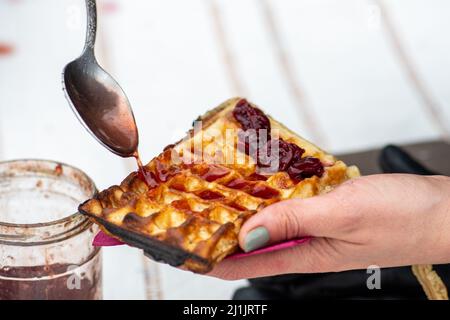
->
<box><xmin>79</xmin><ymin>98</ymin><xmax>360</xmax><ymax>273</ymax></box>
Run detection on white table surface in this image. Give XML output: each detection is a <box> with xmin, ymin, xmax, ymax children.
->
<box><xmin>0</xmin><ymin>0</ymin><xmax>449</xmax><ymax>299</ymax></box>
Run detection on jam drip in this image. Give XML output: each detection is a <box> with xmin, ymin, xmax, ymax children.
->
<box><xmin>197</xmin><ymin>190</ymin><xmax>224</xmax><ymax>200</ymax></box>
<box><xmin>194</xmin><ymin>165</ymin><xmax>230</xmax><ymax>182</ymax></box>
<box><xmin>232</xmin><ymin>99</ymin><xmax>324</xmax><ymax>182</ymax></box>
<box><xmin>225</xmin><ymin>178</ymin><xmax>280</xmax><ymax>199</ymax></box>
<box><xmin>137</xmin><ymin>168</ymin><xmax>159</xmax><ymax>189</ymax></box>
<box><xmin>134</xmin><ymin>152</ymin><xmax>159</xmax><ymax>188</ymax></box>
<box><xmin>134</xmin><ymin>151</ymin><xmax>180</xmax><ymax>189</ymax></box>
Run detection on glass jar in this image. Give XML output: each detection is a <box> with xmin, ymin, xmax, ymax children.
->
<box><xmin>0</xmin><ymin>159</ymin><xmax>102</xmax><ymax>300</ymax></box>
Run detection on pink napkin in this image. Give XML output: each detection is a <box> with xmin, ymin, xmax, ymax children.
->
<box><xmin>93</xmin><ymin>231</ymin><xmax>124</xmax><ymax>246</ymax></box>
<box><xmin>93</xmin><ymin>231</ymin><xmax>310</xmax><ymax>258</ymax></box>
<box><xmin>228</xmin><ymin>237</ymin><xmax>310</xmax><ymax>259</ymax></box>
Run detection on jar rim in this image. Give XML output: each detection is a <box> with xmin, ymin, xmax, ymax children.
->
<box><xmin>0</xmin><ymin>159</ymin><xmax>98</xmax><ymax>245</ymax></box>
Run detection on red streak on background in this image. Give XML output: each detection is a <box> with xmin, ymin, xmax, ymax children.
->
<box><xmin>100</xmin><ymin>1</ymin><xmax>119</xmax><ymax>14</ymax></box>
<box><xmin>0</xmin><ymin>43</ymin><xmax>14</xmax><ymax>56</ymax></box>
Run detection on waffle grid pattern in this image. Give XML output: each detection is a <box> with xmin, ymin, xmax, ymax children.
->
<box><xmin>80</xmin><ymin>98</ymin><xmax>359</xmax><ymax>273</ymax></box>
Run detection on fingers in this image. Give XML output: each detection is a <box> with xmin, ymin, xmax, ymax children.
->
<box><xmin>208</xmin><ymin>174</ymin><xmax>450</xmax><ymax>280</ymax></box>
<box><xmin>238</xmin><ymin>187</ymin><xmax>356</xmax><ymax>252</ymax></box>
<box><xmin>209</xmin><ymin>176</ymin><xmax>381</xmax><ymax>279</ymax></box>
<box><xmin>208</xmin><ymin>237</ymin><xmax>345</xmax><ymax>280</ymax></box>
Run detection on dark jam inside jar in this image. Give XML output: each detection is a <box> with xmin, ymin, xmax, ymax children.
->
<box><xmin>0</xmin><ymin>259</ymin><xmax>102</xmax><ymax>300</ymax></box>
<box><xmin>0</xmin><ymin>160</ymin><xmax>102</xmax><ymax>300</ymax></box>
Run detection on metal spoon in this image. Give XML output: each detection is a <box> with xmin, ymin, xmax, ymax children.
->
<box><xmin>62</xmin><ymin>0</ymin><xmax>138</xmax><ymax>157</ymax></box>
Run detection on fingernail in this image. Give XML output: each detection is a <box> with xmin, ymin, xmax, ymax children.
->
<box><xmin>243</xmin><ymin>226</ymin><xmax>270</xmax><ymax>252</ymax></box>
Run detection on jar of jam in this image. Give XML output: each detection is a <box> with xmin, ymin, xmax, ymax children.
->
<box><xmin>0</xmin><ymin>160</ymin><xmax>102</xmax><ymax>300</ymax></box>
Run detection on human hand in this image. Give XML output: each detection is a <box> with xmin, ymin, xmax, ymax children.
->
<box><xmin>209</xmin><ymin>174</ymin><xmax>450</xmax><ymax>280</ymax></box>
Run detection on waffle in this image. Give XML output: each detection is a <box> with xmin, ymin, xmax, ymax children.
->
<box><xmin>79</xmin><ymin>98</ymin><xmax>360</xmax><ymax>273</ymax></box>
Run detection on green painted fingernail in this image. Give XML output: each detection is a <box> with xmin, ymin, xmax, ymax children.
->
<box><xmin>244</xmin><ymin>226</ymin><xmax>270</xmax><ymax>252</ymax></box>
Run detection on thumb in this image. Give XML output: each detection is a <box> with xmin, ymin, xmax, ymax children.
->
<box><xmin>239</xmin><ymin>190</ymin><xmax>351</xmax><ymax>252</ymax></box>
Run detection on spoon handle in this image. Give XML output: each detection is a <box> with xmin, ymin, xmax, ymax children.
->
<box><xmin>84</xmin><ymin>0</ymin><xmax>97</xmax><ymax>53</ymax></box>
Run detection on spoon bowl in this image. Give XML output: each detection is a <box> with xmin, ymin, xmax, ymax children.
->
<box><xmin>62</xmin><ymin>0</ymin><xmax>138</xmax><ymax>157</ymax></box>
